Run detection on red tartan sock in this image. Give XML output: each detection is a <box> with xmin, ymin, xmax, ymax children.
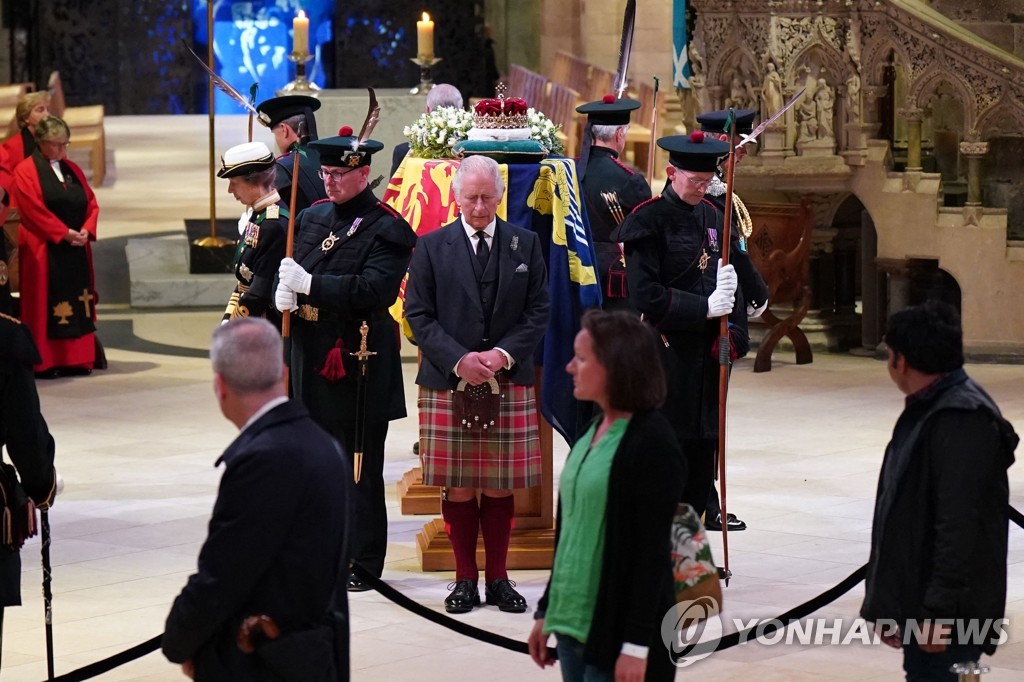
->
<box><xmin>442</xmin><ymin>498</ymin><xmax>480</xmax><ymax>582</ymax></box>
<box><xmin>479</xmin><ymin>494</ymin><xmax>515</xmax><ymax>584</ymax></box>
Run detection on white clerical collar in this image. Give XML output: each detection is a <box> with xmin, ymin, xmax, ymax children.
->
<box><xmin>240</xmin><ymin>396</ymin><xmax>289</xmax><ymax>433</ymax></box>
<box><xmin>49</xmin><ymin>160</ymin><xmax>65</xmax><ymax>182</ymax></box>
<box><xmin>461</xmin><ymin>215</ymin><xmax>495</xmax><ymax>241</ymax></box>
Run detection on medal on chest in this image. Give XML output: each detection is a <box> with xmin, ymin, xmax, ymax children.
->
<box><xmin>346</xmin><ymin>217</ymin><xmax>363</xmax><ymax>238</ymax></box>
<box><xmin>321</xmin><ymin>231</ymin><xmax>338</xmax><ymax>252</ymax></box>
<box><xmin>238</xmin><ymin>262</ymin><xmax>254</xmax><ymax>282</ymax></box>
<box><xmin>243</xmin><ymin>222</ymin><xmax>261</xmax><ymax>248</ymax></box>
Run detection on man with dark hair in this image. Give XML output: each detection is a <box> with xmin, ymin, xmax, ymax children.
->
<box><xmin>275</xmin><ymin>125</ymin><xmax>416</xmax><ymax>592</ymax></box>
<box><xmin>256</xmin><ymin>95</ymin><xmax>327</xmax><ymax>213</ymax></box>
<box><xmin>163</xmin><ymin>318</ymin><xmax>350</xmax><ymax>680</ymax></box>
<box><xmin>861</xmin><ymin>300</ymin><xmax>1018</xmax><ymax>680</ymax></box>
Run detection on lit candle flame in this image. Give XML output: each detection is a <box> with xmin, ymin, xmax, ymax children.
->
<box><xmin>422</xmin><ymin>12</ymin><xmax>430</xmax><ymax>22</ymax></box>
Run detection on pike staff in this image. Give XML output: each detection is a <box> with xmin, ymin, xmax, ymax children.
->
<box><xmin>716</xmin><ymin>109</ymin><xmax>738</xmax><ymax>586</ymax></box>
<box><xmin>645</xmin><ymin>76</ymin><xmax>660</xmax><ymax>183</ymax></box>
<box><xmin>281</xmin><ymin>136</ymin><xmax>302</xmax><ymax>394</ymax></box>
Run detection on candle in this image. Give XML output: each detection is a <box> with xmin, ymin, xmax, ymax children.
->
<box><xmin>417</xmin><ymin>12</ymin><xmax>435</xmax><ymax>60</ymax></box>
<box><xmin>293</xmin><ymin>10</ymin><xmax>309</xmax><ymax>55</ymax></box>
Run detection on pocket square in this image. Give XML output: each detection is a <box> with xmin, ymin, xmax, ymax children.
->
<box><xmin>514</xmin><ymin>263</ymin><xmax>529</xmax><ymax>273</ymax></box>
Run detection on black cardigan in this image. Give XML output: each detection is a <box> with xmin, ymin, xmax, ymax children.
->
<box><xmin>537</xmin><ymin>410</ymin><xmax>686</xmax><ymax>680</ymax></box>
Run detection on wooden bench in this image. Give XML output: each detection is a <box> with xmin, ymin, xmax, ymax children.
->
<box><xmin>48</xmin><ymin>71</ymin><xmax>106</xmax><ymax>185</ymax></box>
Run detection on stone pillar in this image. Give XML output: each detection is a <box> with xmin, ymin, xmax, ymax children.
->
<box><xmin>834</xmin><ymin>226</ymin><xmax>859</xmax><ymax>318</ymax></box>
<box><xmin>860</xmin><ymin>210</ymin><xmax>886</xmax><ymax>350</ymax></box>
<box><xmin>958</xmin><ymin>140</ymin><xmax>990</xmax><ymax>207</ymax></box>
<box><xmin>877</xmin><ymin>258</ymin><xmax>911</xmax><ymax>319</ymax></box>
<box><xmin>899</xmin><ymin>105</ymin><xmax>924</xmax><ymax>171</ymax></box>
<box><xmin>808</xmin><ymin>228</ymin><xmax>838</xmax><ymax>316</ymax></box>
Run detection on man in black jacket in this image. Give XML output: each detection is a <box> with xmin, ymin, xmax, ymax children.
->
<box><xmin>0</xmin><ymin>313</ymin><xmax>58</xmax><ymax>658</ymax></box>
<box><xmin>163</xmin><ymin>319</ymin><xmax>350</xmax><ymax>681</ymax></box>
<box><xmin>276</xmin><ymin>126</ymin><xmax>416</xmax><ymax>592</ymax></box>
<box><xmin>861</xmin><ymin>301</ymin><xmax>1018</xmax><ymax>680</ymax></box>
<box><xmin>256</xmin><ymin>95</ymin><xmax>328</xmax><ymax>213</ymax></box>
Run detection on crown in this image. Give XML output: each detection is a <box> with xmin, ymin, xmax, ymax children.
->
<box><xmin>473</xmin><ymin>84</ymin><xmax>529</xmax><ymax>129</ymax></box>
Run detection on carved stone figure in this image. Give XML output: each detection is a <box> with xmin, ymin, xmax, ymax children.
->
<box><xmin>845</xmin><ymin>72</ymin><xmax>861</xmax><ymax>123</ymax></box>
<box><xmin>815</xmin><ymin>78</ymin><xmax>835</xmax><ymax>139</ymax></box>
<box><xmin>761</xmin><ymin>62</ymin><xmax>784</xmax><ymax>117</ymax></box>
<box><xmin>797</xmin><ymin>91</ymin><xmax>819</xmax><ymax>143</ymax></box>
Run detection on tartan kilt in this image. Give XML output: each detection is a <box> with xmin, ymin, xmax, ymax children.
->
<box><xmin>419</xmin><ymin>374</ymin><xmax>542</xmax><ymax>490</ymax></box>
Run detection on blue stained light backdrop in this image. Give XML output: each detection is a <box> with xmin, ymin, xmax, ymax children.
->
<box><xmin>193</xmin><ymin>0</ymin><xmax>333</xmax><ymax>114</ymax></box>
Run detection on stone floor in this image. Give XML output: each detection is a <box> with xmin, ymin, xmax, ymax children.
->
<box><xmin>3</xmin><ymin>116</ymin><xmax>1024</xmax><ymax>681</ymax></box>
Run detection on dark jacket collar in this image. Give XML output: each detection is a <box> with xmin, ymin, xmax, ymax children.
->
<box><xmin>660</xmin><ymin>183</ymin><xmax>694</xmax><ymax>212</ymax></box>
<box><xmin>333</xmin><ymin>187</ymin><xmax>378</xmax><ymax>221</ymax></box>
<box><xmin>216</xmin><ymin>399</ymin><xmax>307</xmax><ymax>467</ymax></box>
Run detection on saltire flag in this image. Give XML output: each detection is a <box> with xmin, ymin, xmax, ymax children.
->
<box><xmin>383</xmin><ymin>156</ymin><xmax>601</xmax><ymax>443</ymax></box>
<box><xmin>673</xmin><ymin>0</ymin><xmax>691</xmax><ymax>89</ymax></box>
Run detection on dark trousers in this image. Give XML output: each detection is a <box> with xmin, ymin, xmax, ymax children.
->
<box><xmin>680</xmin><ymin>438</ymin><xmax>716</xmax><ymax>519</ymax></box>
<box><xmin>902</xmin><ymin>641</ymin><xmax>982</xmax><ymax>681</ymax></box>
<box><xmin>335</xmin><ymin>420</ymin><xmax>389</xmax><ymax>577</ymax></box>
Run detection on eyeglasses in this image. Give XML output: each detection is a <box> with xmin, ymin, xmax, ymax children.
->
<box><xmin>676</xmin><ymin>173</ymin><xmax>713</xmax><ymax>189</ymax></box>
<box><xmin>42</xmin><ymin>140</ymin><xmax>71</xmax><ymax>148</ymax></box>
<box><xmin>318</xmin><ymin>168</ymin><xmax>357</xmax><ymax>183</ymax></box>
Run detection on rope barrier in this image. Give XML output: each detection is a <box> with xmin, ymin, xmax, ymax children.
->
<box><xmin>42</xmin><ymin>505</ymin><xmax>1024</xmax><ymax>680</ymax></box>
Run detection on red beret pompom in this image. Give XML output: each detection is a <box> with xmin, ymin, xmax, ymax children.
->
<box><xmin>690</xmin><ymin>131</ymin><xmax>705</xmax><ymax>143</ymax></box>
<box><xmin>339</xmin><ymin>125</ymin><xmax>354</xmax><ymax>137</ymax></box>
<box><xmin>602</xmin><ymin>94</ymin><xmax>616</xmax><ymax>104</ymax></box>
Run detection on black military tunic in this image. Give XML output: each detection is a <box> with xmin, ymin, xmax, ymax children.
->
<box><xmin>612</xmin><ymin>184</ymin><xmax>749</xmax><ymax>517</ymax></box>
<box><xmin>223</xmin><ymin>193</ymin><xmax>288</xmax><ymax>327</ymax></box>
<box><xmin>275</xmin><ymin>143</ymin><xmax>327</xmax><ymax>214</ymax></box>
<box><xmin>580</xmin><ymin>146</ymin><xmax>652</xmax><ymax>310</ymax></box>
<box><xmin>703</xmin><ymin>176</ymin><xmax>769</xmax><ymax>312</ymax></box>
<box><xmin>290</xmin><ymin>187</ymin><xmax>416</xmax><ymax>577</ymax></box>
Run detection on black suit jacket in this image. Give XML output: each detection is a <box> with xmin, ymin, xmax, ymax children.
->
<box><xmin>163</xmin><ymin>400</ymin><xmax>350</xmax><ymax>680</ymax></box>
<box><xmin>405</xmin><ymin>217</ymin><xmax>550</xmax><ymax>390</ymax></box>
<box><xmin>390</xmin><ymin>142</ymin><xmax>410</xmax><ymax>178</ymax></box>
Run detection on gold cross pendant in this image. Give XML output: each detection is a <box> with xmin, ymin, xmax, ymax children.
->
<box><xmin>698</xmin><ymin>249</ymin><xmax>710</xmax><ymax>272</ymax></box>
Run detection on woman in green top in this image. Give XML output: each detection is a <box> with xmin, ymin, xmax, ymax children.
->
<box><xmin>529</xmin><ymin>310</ymin><xmax>686</xmax><ymax>681</ymax></box>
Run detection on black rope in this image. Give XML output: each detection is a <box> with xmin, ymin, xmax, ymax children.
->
<box><xmin>713</xmin><ymin>564</ymin><xmax>867</xmax><ymax>652</ymax></box>
<box><xmin>350</xmin><ymin>563</ymin><xmax>555</xmax><ymax>658</ymax></box>
<box><xmin>50</xmin><ymin>635</ymin><xmax>161</xmax><ymax>682</ymax></box>
<box><xmin>43</xmin><ymin>505</ymin><xmax>1024</xmax><ymax>680</ymax></box>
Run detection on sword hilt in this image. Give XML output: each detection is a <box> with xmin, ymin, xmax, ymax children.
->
<box><xmin>349</xmin><ymin>320</ymin><xmax>378</xmax><ymax>362</ymax></box>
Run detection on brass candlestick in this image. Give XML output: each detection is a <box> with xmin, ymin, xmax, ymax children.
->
<box><xmin>410</xmin><ymin>56</ymin><xmax>442</xmax><ymax>95</ymax></box>
<box><xmin>282</xmin><ymin>51</ymin><xmax>319</xmax><ymax>92</ymax></box>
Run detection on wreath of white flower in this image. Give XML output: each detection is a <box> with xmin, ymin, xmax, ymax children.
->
<box><xmin>403</xmin><ymin>105</ymin><xmax>565</xmax><ymax>158</ymax></box>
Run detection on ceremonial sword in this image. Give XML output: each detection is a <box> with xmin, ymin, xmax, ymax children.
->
<box><xmin>349</xmin><ymin>321</ymin><xmax>377</xmax><ymax>484</ymax></box>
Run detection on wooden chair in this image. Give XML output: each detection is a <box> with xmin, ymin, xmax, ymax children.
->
<box><xmin>49</xmin><ymin>71</ymin><xmax>106</xmax><ymax>185</ymax></box>
<box><xmin>587</xmin><ymin>66</ymin><xmax>616</xmax><ymax>102</ymax></box>
<box><xmin>0</xmin><ymin>83</ymin><xmax>36</xmax><ymax>143</ymax></box>
<box><xmin>567</xmin><ymin>55</ymin><xmax>591</xmax><ymax>99</ymax></box>
<box><xmin>552</xmin><ymin>52</ymin><xmax>574</xmax><ymax>87</ymax></box>
<box><xmin>507</xmin><ymin>65</ymin><xmax>530</xmax><ymax>101</ymax></box>
<box><xmin>545</xmin><ymin>83</ymin><xmax>580</xmax><ymax>158</ymax></box>
<box><xmin>625</xmin><ymin>81</ymin><xmax>657</xmax><ymax>176</ymax></box>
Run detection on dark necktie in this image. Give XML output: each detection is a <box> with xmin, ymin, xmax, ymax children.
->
<box><xmin>474</xmin><ymin>230</ymin><xmax>490</xmax><ymax>272</ymax></box>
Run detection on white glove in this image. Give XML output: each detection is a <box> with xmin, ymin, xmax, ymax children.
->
<box><xmin>275</xmin><ymin>282</ymin><xmax>298</xmax><ymax>312</ymax></box>
<box><xmin>278</xmin><ymin>257</ymin><xmax>312</xmax><ymax>295</ymax></box>
<box><xmin>747</xmin><ymin>298</ymin><xmax>768</xmax><ymax>319</ymax></box>
<box><xmin>55</xmin><ymin>470</ymin><xmax>65</xmax><ymax>496</ymax></box>
<box><xmin>706</xmin><ymin>263</ymin><xmax>737</xmax><ymax>318</ymax></box>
